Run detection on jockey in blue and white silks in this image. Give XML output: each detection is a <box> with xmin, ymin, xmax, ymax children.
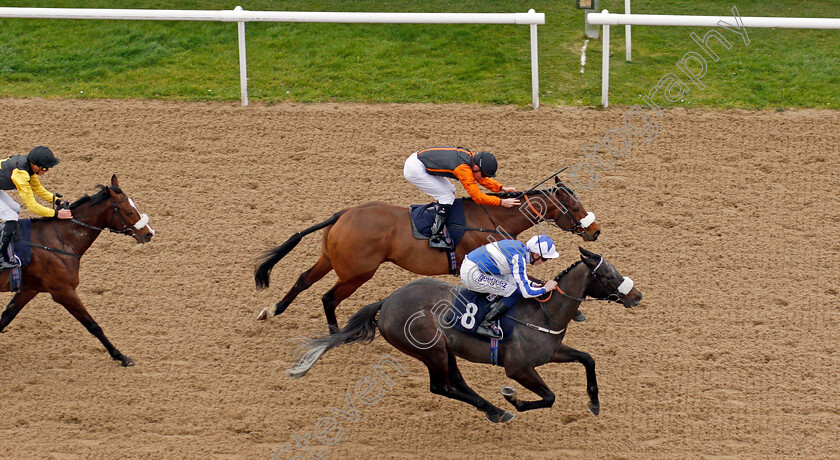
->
<box><xmin>460</xmin><ymin>235</ymin><xmax>560</xmax><ymax>339</ymax></box>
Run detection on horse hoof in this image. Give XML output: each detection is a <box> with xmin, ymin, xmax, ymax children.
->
<box><xmin>485</xmin><ymin>411</ymin><xmax>515</xmax><ymax>423</ymax></box>
<box><xmin>501</xmin><ymin>386</ymin><xmax>518</xmax><ymax>404</ymax></box>
<box><xmin>257</xmin><ymin>309</ymin><xmax>268</xmax><ymax>321</ymax></box>
<box><xmin>588</xmin><ymin>402</ymin><xmax>600</xmax><ymax>416</ymax></box>
<box><xmin>120</xmin><ymin>357</ymin><xmax>135</xmax><ymax>367</ymax></box>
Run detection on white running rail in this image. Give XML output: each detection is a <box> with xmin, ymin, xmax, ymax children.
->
<box><xmin>588</xmin><ymin>10</ymin><xmax>840</xmax><ymax>107</ymax></box>
<box><xmin>0</xmin><ymin>7</ymin><xmax>546</xmax><ymax>107</ymax></box>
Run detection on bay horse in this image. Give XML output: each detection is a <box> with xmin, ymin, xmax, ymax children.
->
<box><xmin>0</xmin><ymin>175</ymin><xmax>154</xmax><ymax>367</ymax></box>
<box><xmin>287</xmin><ymin>247</ymin><xmax>642</xmax><ymax>422</ymax></box>
<box><xmin>255</xmin><ymin>177</ymin><xmax>600</xmax><ymax>332</ymax></box>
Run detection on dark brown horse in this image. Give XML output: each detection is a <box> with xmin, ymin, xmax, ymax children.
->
<box><xmin>0</xmin><ymin>175</ymin><xmax>154</xmax><ymax>367</ymax></box>
<box><xmin>255</xmin><ymin>177</ymin><xmax>600</xmax><ymax>332</ymax></box>
<box><xmin>287</xmin><ymin>247</ymin><xmax>641</xmax><ymax>422</ymax></box>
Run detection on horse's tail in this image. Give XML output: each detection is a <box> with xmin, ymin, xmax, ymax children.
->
<box><xmin>255</xmin><ymin>211</ymin><xmax>346</xmax><ymax>290</ymax></box>
<box><xmin>287</xmin><ymin>299</ymin><xmax>384</xmax><ymax>379</ymax></box>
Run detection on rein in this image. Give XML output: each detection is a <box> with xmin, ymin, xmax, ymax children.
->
<box><xmin>522</xmin><ymin>194</ymin><xmax>563</xmax><ymax>230</ymax></box>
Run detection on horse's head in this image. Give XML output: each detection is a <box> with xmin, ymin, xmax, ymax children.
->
<box><xmin>71</xmin><ymin>175</ymin><xmax>155</xmax><ymax>244</ymax></box>
<box><xmin>105</xmin><ymin>175</ymin><xmax>155</xmax><ymax>244</ymax></box>
<box><xmin>550</xmin><ymin>177</ymin><xmax>600</xmax><ymax>242</ymax></box>
<box><xmin>578</xmin><ymin>247</ymin><xmax>641</xmax><ymax>308</ymax></box>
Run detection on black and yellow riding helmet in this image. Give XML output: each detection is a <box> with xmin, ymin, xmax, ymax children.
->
<box><xmin>28</xmin><ymin>146</ymin><xmax>60</xmax><ymax>168</ymax></box>
<box><xmin>474</xmin><ymin>151</ymin><xmax>498</xmax><ymax>177</ymax></box>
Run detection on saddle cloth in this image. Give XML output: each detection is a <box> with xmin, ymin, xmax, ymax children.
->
<box><xmin>409</xmin><ymin>199</ymin><xmax>468</xmax><ymax>249</ymax></box>
<box><xmin>446</xmin><ymin>288</ymin><xmax>518</xmax><ymax>342</ymax></box>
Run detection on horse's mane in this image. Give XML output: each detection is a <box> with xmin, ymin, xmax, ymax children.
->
<box><xmin>31</xmin><ymin>185</ymin><xmax>122</xmax><ymax>222</ymax></box>
<box><xmin>70</xmin><ymin>185</ymin><xmax>121</xmax><ymax>209</ymax></box>
<box><xmin>554</xmin><ymin>260</ymin><xmax>583</xmax><ymax>282</ymax></box>
<box><xmin>553</xmin><ymin>249</ymin><xmax>604</xmax><ymax>282</ymax></box>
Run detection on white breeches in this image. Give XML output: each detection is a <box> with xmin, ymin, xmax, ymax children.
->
<box><xmin>460</xmin><ymin>258</ymin><xmax>518</xmax><ymax>297</ymax></box>
<box><xmin>403</xmin><ymin>153</ymin><xmax>456</xmax><ymax>205</ymax></box>
<box><xmin>0</xmin><ymin>192</ymin><xmax>21</xmax><ymax>222</ymax></box>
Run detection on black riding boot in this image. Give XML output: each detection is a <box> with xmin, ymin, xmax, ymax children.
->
<box><xmin>476</xmin><ymin>299</ymin><xmax>509</xmax><ymax>339</ymax></box>
<box><xmin>0</xmin><ymin>221</ymin><xmax>21</xmax><ymax>270</ymax></box>
<box><xmin>428</xmin><ymin>203</ymin><xmax>453</xmax><ymax>250</ymax></box>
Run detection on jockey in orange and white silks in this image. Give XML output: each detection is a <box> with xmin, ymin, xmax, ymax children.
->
<box><xmin>0</xmin><ymin>146</ymin><xmax>73</xmax><ymax>269</ymax></box>
<box><xmin>403</xmin><ymin>146</ymin><xmax>520</xmax><ymax>250</ymax></box>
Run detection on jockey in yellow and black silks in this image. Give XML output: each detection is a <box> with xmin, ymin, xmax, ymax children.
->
<box><xmin>0</xmin><ymin>146</ymin><xmax>73</xmax><ymax>269</ymax></box>
<box><xmin>403</xmin><ymin>146</ymin><xmax>520</xmax><ymax>250</ymax></box>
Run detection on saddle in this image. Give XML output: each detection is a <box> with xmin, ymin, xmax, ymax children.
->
<box><xmin>409</xmin><ymin>199</ymin><xmax>468</xmax><ymax>249</ymax></box>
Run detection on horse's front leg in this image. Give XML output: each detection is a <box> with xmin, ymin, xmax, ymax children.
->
<box><xmin>501</xmin><ymin>366</ymin><xmax>556</xmax><ymax>412</ymax></box>
<box><xmin>0</xmin><ymin>291</ymin><xmax>39</xmax><ymax>333</ymax></box>
<box><xmin>550</xmin><ymin>343</ymin><xmax>599</xmax><ymax>415</ymax></box>
<box><xmin>49</xmin><ymin>287</ymin><xmax>134</xmax><ymax>367</ymax></box>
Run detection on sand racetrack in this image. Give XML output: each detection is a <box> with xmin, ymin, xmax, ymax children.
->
<box><xmin>0</xmin><ymin>98</ymin><xmax>838</xmax><ymax>459</ymax></box>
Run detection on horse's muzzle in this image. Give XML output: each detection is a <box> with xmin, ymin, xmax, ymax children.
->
<box><xmin>133</xmin><ymin>230</ymin><xmax>154</xmax><ymax>244</ymax></box>
<box><xmin>622</xmin><ymin>290</ymin><xmax>642</xmax><ymax>308</ymax></box>
<box><xmin>582</xmin><ymin>225</ymin><xmax>600</xmax><ymax>242</ymax></box>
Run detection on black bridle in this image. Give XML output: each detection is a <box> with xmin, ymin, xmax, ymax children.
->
<box><xmin>499</xmin><ymin>257</ymin><xmax>630</xmax><ymax>336</ymax></box>
<box><xmin>520</xmin><ymin>187</ymin><xmax>593</xmax><ymax>236</ymax></box>
<box><xmin>503</xmin><ymin>259</ymin><xmax>628</xmax><ymax>334</ymax></box>
<box><xmin>70</xmin><ymin>196</ymin><xmax>143</xmax><ymax>236</ymax></box>
<box><xmin>551</xmin><ymin>258</ymin><xmax>626</xmax><ymax>303</ymax></box>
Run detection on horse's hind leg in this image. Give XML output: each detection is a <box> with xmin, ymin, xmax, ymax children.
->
<box><xmin>321</xmin><ymin>269</ymin><xmax>377</xmax><ymax>334</ymax></box>
<box><xmin>423</xmin><ymin>350</ymin><xmax>512</xmax><ymax>423</ymax></box>
<box><xmin>550</xmin><ymin>343</ymin><xmax>599</xmax><ymax>415</ymax></box>
<box><xmin>444</xmin><ymin>352</ymin><xmax>514</xmax><ymax>423</ymax></box>
<box><xmin>0</xmin><ymin>291</ymin><xmax>38</xmax><ymax>333</ymax></box>
<box><xmin>50</xmin><ymin>287</ymin><xmax>134</xmax><ymax>367</ymax></box>
<box><xmin>501</xmin><ymin>367</ymin><xmax>556</xmax><ymax>412</ymax></box>
<box><xmin>259</xmin><ymin>254</ymin><xmax>333</xmax><ymax>320</ymax></box>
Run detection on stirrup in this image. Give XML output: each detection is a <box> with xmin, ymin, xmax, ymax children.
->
<box><xmin>0</xmin><ymin>258</ymin><xmax>20</xmax><ymax>270</ymax></box>
<box><xmin>428</xmin><ymin>235</ymin><xmax>453</xmax><ymax>250</ymax></box>
<box><xmin>476</xmin><ymin>322</ymin><xmax>502</xmax><ymax>339</ymax></box>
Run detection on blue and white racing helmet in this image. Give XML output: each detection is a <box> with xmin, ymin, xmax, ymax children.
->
<box><xmin>526</xmin><ymin>235</ymin><xmax>560</xmax><ymax>259</ymax></box>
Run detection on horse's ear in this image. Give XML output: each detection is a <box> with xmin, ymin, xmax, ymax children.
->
<box><xmin>554</xmin><ymin>175</ymin><xmax>561</xmax><ymax>184</ymax></box>
<box><xmin>111</xmin><ymin>175</ymin><xmax>119</xmax><ymax>188</ymax></box>
<box><xmin>580</xmin><ymin>253</ymin><xmax>598</xmax><ymax>269</ymax></box>
<box><xmin>579</xmin><ymin>246</ymin><xmax>599</xmax><ymax>260</ymax></box>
